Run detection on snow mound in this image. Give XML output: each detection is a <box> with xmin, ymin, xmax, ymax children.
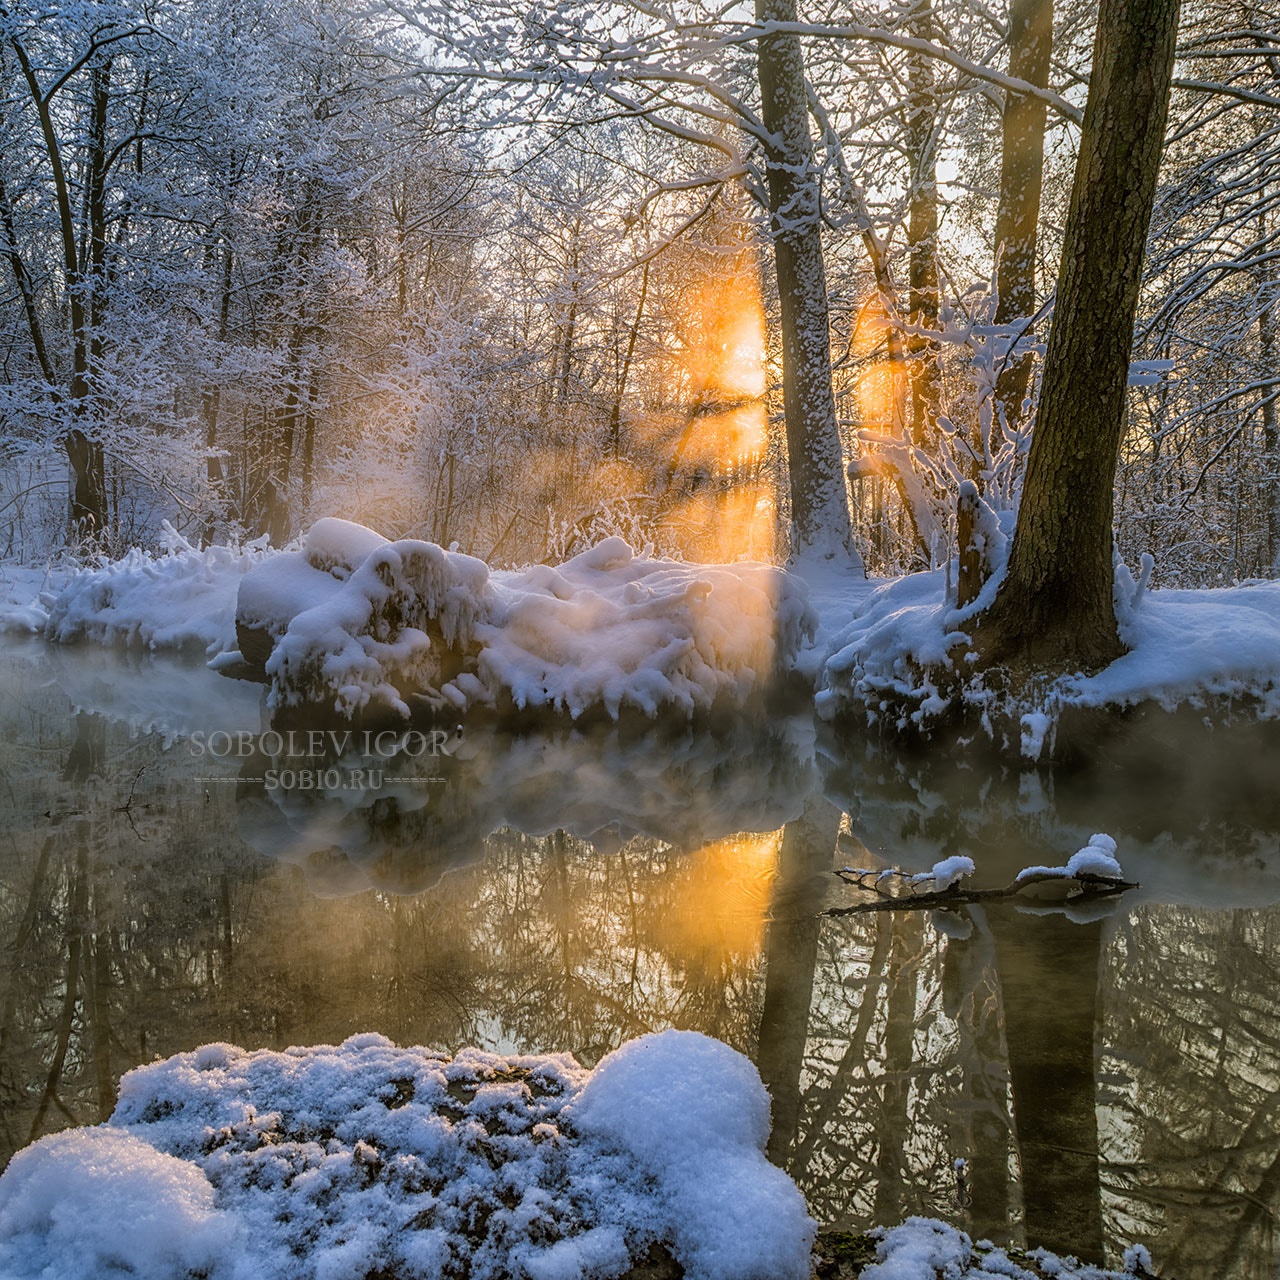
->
<box><xmin>480</xmin><ymin>538</ymin><xmax>814</xmax><ymax>720</ymax></box>
<box><xmin>0</xmin><ymin>1127</ymin><xmax>236</xmax><ymax>1280</ymax></box>
<box><xmin>265</xmin><ymin>537</ymin><xmax>494</xmax><ymax>717</ymax></box>
<box><xmin>0</xmin><ymin>1031</ymin><xmax>814</xmax><ymax>1280</ymax></box>
<box><xmin>857</xmin><ymin>1217</ymin><xmax>1152</xmax><ymax>1280</ymax></box>
<box><xmin>818</xmin><ymin>566</ymin><xmax>1280</xmax><ymax>750</ymax></box>
<box><xmin>251</xmin><ymin>527</ymin><xmax>814</xmax><ymax>720</ymax></box>
<box><xmin>45</xmin><ymin>527</ymin><xmax>267</xmax><ymax>657</ymax></box>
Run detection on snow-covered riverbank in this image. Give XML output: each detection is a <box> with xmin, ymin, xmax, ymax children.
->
<box><xmin>4</xmin><ymin>520</ymin><xmax>1280</xmax><ymax>746</ymax></box>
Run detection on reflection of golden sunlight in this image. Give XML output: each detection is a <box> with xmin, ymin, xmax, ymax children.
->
<box><xmin>659</xmin><ymin>831</ymin><xmax>782</xmax><ymax>975</ymax></box>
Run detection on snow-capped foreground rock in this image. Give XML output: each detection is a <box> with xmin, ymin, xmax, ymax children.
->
<box><xmin>0</xmin><ymin>1031</ymin><xmax>815</xmax><ymax>1280</ymax></box>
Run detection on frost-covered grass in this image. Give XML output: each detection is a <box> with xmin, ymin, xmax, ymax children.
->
<box><xmin>0</xmin><ymin>1031</ymin><xmax>814</xmax><ymax>1280</ymax></box>
<box><xmin>32</xmin><ymin>525</ymin><xmax>268</xmax><ymax>657</ymax></box>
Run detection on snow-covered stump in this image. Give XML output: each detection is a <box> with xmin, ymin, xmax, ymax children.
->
<box><xmin>0</xmin><ymin>1031</ymin><xmax>815</xmax><ymax>1280</ymax></box>
<box><xmin>232</xmin><ymin>523</ymin><xmax>816</xmax><ymax>727</ymax></box>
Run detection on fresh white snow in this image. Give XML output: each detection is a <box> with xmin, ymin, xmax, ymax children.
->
<box><xmin>909</xmin><ymin>855</ymin><xmax>976</xmax><ymax>893</ymax></box>
<box><xmin>818</xmin><ymin>562</ymin><xmax>1280</xmax><ymax>749</ymax></box>
<box><xmin>6</xmin><ymin>517</ymin><xmax>1280</xmax><ymax>734</ymax></box>
<box><xmin>255</xmin><ymin>530</ymin><xmax>816</xmax><ymax>720</ymax></box>
<box><xmin>41</xmin><ymin>526</ymin><xmax>267</xmax><ymax>657</ymax></box>
<box><xmin>0</xmin><ymin>1031</ymin><xmax>815</xmax><ymax>1280</ymax></box>
<box><xmin>857</xmin><ymin>1218</ymin><xmax>1152</xmax><ymax>1280</ymax></box>
<box><xmin>1015</xmin><ymin>834</ymin><xmax>1126</xmax><ymax>885</ymax></box>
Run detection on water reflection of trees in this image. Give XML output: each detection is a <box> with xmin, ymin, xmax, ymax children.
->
<box><xmin>5</xmin><ymin>661</ymin><xmax>1280</xmax><ymax>1277</ymax></box>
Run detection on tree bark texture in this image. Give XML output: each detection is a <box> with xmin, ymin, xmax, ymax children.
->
<box><xmin>993</xmin><ymin>0</ymin><xmax>1053</xmax><ymax>429</ymax></box>
<box><xmin>756</xmin><ymin>0</ymin><xmax>858</xmax><ymax>562</ymax></box>
<box><xmin>981</xmin><ymin>0</ymin><xmax>1181</xmax><ymax>669</ymax></box>
<box><xmin>906</xmin><ymin>0</ymin><xmax>940</xmax><ymax>448</ymax></box>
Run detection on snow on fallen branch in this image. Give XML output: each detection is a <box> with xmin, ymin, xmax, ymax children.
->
<box><xmin>826</xmin><ymin>834</ymin><xmax>1137</xmax><ymax>916</ymax></box>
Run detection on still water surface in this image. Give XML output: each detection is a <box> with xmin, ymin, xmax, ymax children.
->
<box><xmin>1</xmin><ymin>639</ymin><xmax>1278</xmax><ymax>1277</ymax></box>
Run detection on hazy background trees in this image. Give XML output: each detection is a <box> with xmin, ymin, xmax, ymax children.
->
<box><xmin>0</xmin><ymin>0</ymin><xmax>1276</xmax><ymax>585</ymax></box>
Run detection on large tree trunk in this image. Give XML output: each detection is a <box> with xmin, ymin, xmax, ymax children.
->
<box><xmin>755</xmin><ymin>0</ymin><xmax>859</xmax><ymax>564</ymax></box>
<box><xmin>905</xmin><ymin>0</ymin><xmax>940</xmax><ymax>449</ymax></box>
<box><xmin>10</xmin><ymin>34</ymin><xmax>111</xmax><ymax>535</ymax></box>
<box><xmin>980</xmin><ymin>0</ymin><xmax>1181</xmax><ymax>670</ymax></box>
<box><xmin>993</xmin><ymin>0</ymin><xmax>1053</xmax><ymax>430</ymax></box>
<box><xmin>1260</xmin><ymin>289</ymin><xmax>1279</xmax><ymax>573</ymax></box>
<box><xmin>756</xmin><ymin>798</ymin><xmax>840</xmax><ymax>1165</ymax></box>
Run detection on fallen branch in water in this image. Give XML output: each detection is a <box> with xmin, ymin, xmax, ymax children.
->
<box><xmin>823</xmin><ymin>866</ymin><xmax>1138</xmax><ymax>916</ymax></box>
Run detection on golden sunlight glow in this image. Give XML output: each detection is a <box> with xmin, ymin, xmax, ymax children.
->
<box><xmin>853</xmin><ymin>294</ymin><xmax>905</xmax><ymax>434</ymax></box>
<box><xmin>657</xmin><ymin>831</ymin><xmax>782</xmax><ymax>975</ymax></box>
<box><xmin>652</xmin><ymin>246</ymin><xmax>773</xmax><ymax>562</ymax></box>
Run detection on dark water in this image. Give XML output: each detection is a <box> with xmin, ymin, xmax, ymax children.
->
<box><xmin>1</xmin><ymin>639</ymin><xmax>1279</xmax><ymax>1277</ymax></box>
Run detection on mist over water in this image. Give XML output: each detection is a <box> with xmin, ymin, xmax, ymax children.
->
<box><xmin>1</xmin><ymin>639</ymin><xmax>1278</xmax><ymax>1276</ymax></box>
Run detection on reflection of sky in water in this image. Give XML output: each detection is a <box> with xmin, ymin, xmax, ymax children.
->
<box><xmin>2</xmin><ymin>641</ymin><xmax>1280</xmax><ymax>1276</ymax></box>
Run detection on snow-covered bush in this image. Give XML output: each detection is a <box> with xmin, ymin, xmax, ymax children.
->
<box><xmin>0</xmin><ymin>1031</ymin><xmax>815</xmax><ymax>1280</ymax></box>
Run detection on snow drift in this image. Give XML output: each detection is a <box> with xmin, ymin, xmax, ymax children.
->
<box><xmin>242</xmin><ymin>521</ymin><xmax>815</xmax><ymax>721</ymax></box>
<box><xmin>818</xmin><ymin>563</ymin><xmax>1280</xmax><ymax>755</ymax></box>
<box><xmin>0</xmin><ymin>1030</ymin><xmax>815</xmax><ymax>1280</ymax></box>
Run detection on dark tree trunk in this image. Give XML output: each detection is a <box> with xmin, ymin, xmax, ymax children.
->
<box><xmin>755</xmin><ymin>0</ymin><xmax>858</xmax><ymax>563</ymax></box>
<box><xmin>980</xmin><ymin>0</ymin><xmax>1181</xmax><ymax>670</ymax></box>
<box><xmin>993</xmin><ymin>0</ymin><xmax>1053</xmax><ymax>430</ymax></box>
<box><xmin>905</xmin><ymin>0</ymin><xmax>940</xmax><ymax>448</ymax></box>
<box><xmin>9</xmin><ymin>35</ymin><xmax>111</xmax><ymax>535</ymax></box>
<box><xmin>992</xmin><ymin>909</ymin><xmax>1105</xmax><ymax>1263</ymax></box>
<box><xmin>1259</xmin><ymin>291</ymin><xmax>1279</xmax><ymax>573</ymax></box>
<box><xmin>203</xmin><ymin>247</ymin><xmax>236</xmax><ymax>518</ymax></box>
<box><xmin>609</xmin><ymin>258</ymin><xmax>649</xmax><ymax>459</ymax></box>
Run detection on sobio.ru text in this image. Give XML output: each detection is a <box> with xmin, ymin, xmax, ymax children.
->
<box><xmin>188</xmin><ymin>730</ymin><xmax>452</xmax><ymax>758</ymax></box>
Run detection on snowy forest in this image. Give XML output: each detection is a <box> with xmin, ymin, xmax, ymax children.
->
<box><xmin>5</xmin><ymin>1</ymin><xmax>1280</xmax><ymax>1278</ymax></box>
<box><xmin>1</xmin><ymin>0</ymin><xmax>1276</xmax><ymax>586</ymax></box>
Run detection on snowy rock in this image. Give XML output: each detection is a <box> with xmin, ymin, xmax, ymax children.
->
<box><xmin>236</xmin><ymin>524</ymin><xmax>815</xmax><ymax>722</ymax></box>
<box><xmin>301</xmin><ymin>517</ymin><xmax>390</xmax><ymax>576</ymax></box>
<box><xmin>0</xmin><ymin>1031</ymin><xmax>815</xmax><ymax>1280</ymax></box>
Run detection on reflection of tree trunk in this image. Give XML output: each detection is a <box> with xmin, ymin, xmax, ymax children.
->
<box><xmin>791</xmin><ymin>914</ymin><xmax>893</xmax><ymax>1176</ymax></box>
<box><xmin>220</xmin><ymin>872</ymin><xmax>234</xmax><ymax>974</ymax></box>
<box><xmin>872</xmin><ymin>912</ymin><xmax>924</xmax><ymax>1223</ymax></box>
<box><xmin>62</xmin><ymin>712</ymin><xmax>105</xmax><ymax>784</ymax></box>
<box><xmin>28</xmin><ymin>836</ymin><xmax>89</xmax><ymax>1143</ymax></box>
<box><xmin>757</xmin><ymin>798</ymin><xmax>840</xmax><ymax>1164</ymax></box>
<box><xmin>992</xmin><ymin>909</ymin><xmax>1104</xmax><ymax>1263</ymax></box>
<box><xmin>90</xmin><ymin>888</ymin><xmax>113</xmax><ymax>1120</ymax></box>
<box><xmin>943</xmin><ymin>908</ymin><xmax>1011</xmax><ymax>1246</ymax></box>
